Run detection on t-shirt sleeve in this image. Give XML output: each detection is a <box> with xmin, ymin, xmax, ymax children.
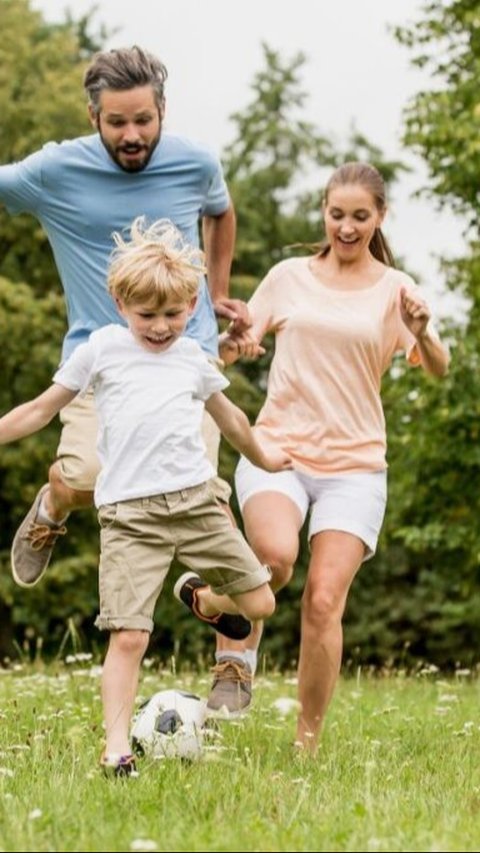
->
<box><xmin>53</xmin><ymin>340</ymin><xmax>96</xmax><ymax>394</ymax></box>
<box><xmin>194</xmin><ymin>357</ymin><xmax>230</xmax><ymax>401</ymax></box>
<box><xmin>0</xmin><ymin>149</ymin><xmax>46</xmax><ymax>215</ymax></box>
<box><xmin>201</xmin><ymin>152</ymin><xmax>230</xmax><ymax>216</ymax></box>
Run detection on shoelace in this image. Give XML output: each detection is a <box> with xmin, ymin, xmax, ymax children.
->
<box><xmin>211</xmin><ymin>660</ymin><xmax>252</xmax><ymax>683</ymax></box>
<box><xmin>25</xmin><ymin>521</ymin><xmax>67</xmax><ymax>550</ymax></box>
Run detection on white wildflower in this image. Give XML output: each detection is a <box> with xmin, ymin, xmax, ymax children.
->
<box><xmin>130</xmin><ymin>840</ymin><xmax>158</xmax><ymax>852</ymax></box>
<box><xmin>271</xmin><ymin>697</ymin><xmax>301</xmax><ymax>716</ymax></box>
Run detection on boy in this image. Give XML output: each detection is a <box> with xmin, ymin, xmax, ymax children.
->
<box><xmin>0</xmin><ymin>218</ymin><xmax>291</xmax><ymax>776</ymax></box>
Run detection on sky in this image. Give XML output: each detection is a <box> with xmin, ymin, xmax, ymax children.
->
<box><xmin>34</xmin><ymin>0</ymin><xmax>467</xmax><ymax>318</ymax></box>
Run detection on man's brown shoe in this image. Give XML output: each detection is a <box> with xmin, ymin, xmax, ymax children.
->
<box><xmin>11</xmin><ymin>485</ymin><xmax>67</xmax><ymax>588</ymax></box>
<box><xmin>205</xmin><ymin>657</ymin><xmax>253</xmax><ymax>718</ymax></box>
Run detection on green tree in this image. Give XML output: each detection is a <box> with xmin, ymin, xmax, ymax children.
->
<box><xmin>341</xmin><ymin>0</ymin><xmax>480</xmax><ymax>667</ymax></box>
<box><xmin>0</xmin><ymin>1</ymin><xmax>106</xmax><ymax>659</ymax></box>
<box><xmin>395</xmin><ymin>0</ymin><xmax>480</xmax><ymax>227</ymax></box>
<box><xmin>0</xmin><ymin>0</ymin><xmax>101</xmax><ymax>292</ymax></box>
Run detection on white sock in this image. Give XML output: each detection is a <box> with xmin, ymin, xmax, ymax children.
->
<box><xmin>37</xmin><ymin>495</ymin><xmax>68</xmax><ymax>527</ymax></box>
<box><xmin>215</xmin><ymin>651</ymin><xmax>247</xmax><ymax>665</ymax></box>
<box><xmin>244</xmin><ymin>649</ymin><xmax>258</xmax><ymax>676</ymax></box>
<box><xmin>215</xmin><ymin>650</ymin><xmax>257</xmax><ymax>676</ymax></box>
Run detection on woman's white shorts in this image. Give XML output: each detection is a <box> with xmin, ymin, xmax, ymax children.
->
<box><xmin>235</xmin><ymin>457</ymin><xmax>387</xmax><ymax>561</ymax></box>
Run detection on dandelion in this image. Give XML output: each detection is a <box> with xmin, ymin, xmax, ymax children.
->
<box><xmin>418</xmin><ymin>664</ymin><xmax>440</xmax><ymax>676</ymax></box>
<box><xmin>65</xmin><ymin>653</ymin><xmax>92</xmax><ymax>664</ymax></box>
<box><xmin>271</xmin><ymin>697</ymin><xmax>300</xmax><ymax>716</ymax></box>
<box><xmin>130</xmin><ymin>840</ymin><xmax>158</xmax><ymax>852</ymax></box>
<box><xmin>455</xmin><ymin>668</ymin><xmax>471</xmax><ymax>678</ymax></box>
<box><xmin>28</xmin><ymin>809</ymin><xmax>42</xmax><ymax>820</ymax></box>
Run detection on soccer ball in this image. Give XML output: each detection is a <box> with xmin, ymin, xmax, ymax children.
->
<box><xmin>131</xmin><ymin>689</ymin><xmax>206</xmax><ymax>761</ymax></box>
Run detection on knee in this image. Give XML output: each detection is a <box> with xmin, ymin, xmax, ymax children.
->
<box><xmin>243</xmin><ymin>585</ymin><xmax>276</xmax><ymax>621</ymax></box>
<box><xmin>110</xmin><ymin>629</ymin><xmax>150</xmax><ymax>658</ymax></box>
<box><xmin>268</xmin><ymin>558</ymin><xmax>294</xmax><ymax>592</ymax></box>
<box><xmin>49</xmin><ymin>461</ymin><xmax>68</xmax><ymax>492</ymax></box>
<box><xmin>254</xmin><ymin>548</ymin><xmax>294</xmax><ymax>592</ymax></box>
<box><xmin>49</xmin><ymin>462</ymin><xmax>94</xmax><ymax>509</ymax></box>
<box><xmin>301</xmin><ymin>586</ymin><xmax>341</xmax><ymax>631</ymax></box>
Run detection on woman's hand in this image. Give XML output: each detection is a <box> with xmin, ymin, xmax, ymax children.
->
<box><xmin>400</xmin><ymin>287</ymin><xmax>431</xmax><ymax>339</ymax></box>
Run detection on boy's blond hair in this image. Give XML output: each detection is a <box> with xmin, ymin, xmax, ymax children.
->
<box><xmin>108</xmin><ymin>217</ymin><xmax>206</xmax><ymax>307</ymax></box>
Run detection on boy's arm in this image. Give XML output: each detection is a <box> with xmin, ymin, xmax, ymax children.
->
<box><xmin>205</xmin><ymin>391</ymin><xmax>291</xmax><ymax>472</ymax></box>
<box><xmin>0</xmin><ymin>384</ymin><xmax>77</xmax><ymax>444</ymax></box>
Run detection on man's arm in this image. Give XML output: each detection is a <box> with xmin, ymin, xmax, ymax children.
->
<box><xmin>0</xmin><ymin>384</ymin><xmax>77</xmax><ymax>444</ymax></box>
<box><xmin>202</xmin><ymin>202</ymin><xmax>250</xmax><ymax>333</ymax></box>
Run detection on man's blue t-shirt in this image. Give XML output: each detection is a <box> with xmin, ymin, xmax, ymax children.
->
<box><xmin>0</xmin><ymin>133</ymin><xmax>229</xmax><ymax>360</ymax></box>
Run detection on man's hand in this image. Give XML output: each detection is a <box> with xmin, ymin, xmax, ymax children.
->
<box><xmin>213</xmin><ymin>297</ymin><xmax>252</xmax><ymax>334</ymax></box>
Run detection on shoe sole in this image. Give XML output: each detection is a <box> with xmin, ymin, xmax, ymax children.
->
<box><xmin>173</xmin><ymin>572</ymin><xmax>252</xmax><ymax>640</ymax></box>
<box><xmin>11</xmin><ymin>545</ymin><xmax>47</xmax><ymax>588</ymax></box>
<box><xmin>173</xmin><ymin>571</ymin><xmax>200</xmax><ymax>603</ymax></box>
<box><xmin>11</xmin><ymin>485</ymin><xmax>51</xmax><ymax>589</ymax></box>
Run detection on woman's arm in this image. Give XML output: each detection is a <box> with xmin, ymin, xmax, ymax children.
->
<box><xmin>400</xmin><ymin>287</ymin><xmax>450</xmax><ymax>377</ymax></box>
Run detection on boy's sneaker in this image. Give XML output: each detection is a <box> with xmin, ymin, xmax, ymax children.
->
<box><xmin>173</xmin><ymin>572</ymin><xmax>252</xmax><ymax>640</ymax></box>
<box><xmin>100</xmin><ymin>752</ymin><xmax>138</xmax><ymax>779</ymax></box>
<box><xmin>205</xmin><ymin>658</ymin><xmax>253</xmax><ymax>718</ymax></box>
<box><xmin>11</xmin><ymin>485</ymin><xmax>67</xmax><ymax>588</ymax></box>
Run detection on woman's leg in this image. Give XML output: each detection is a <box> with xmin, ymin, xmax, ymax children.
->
<box><xmin>210</xmin><ymin>490</ymin><xmax>304</xmax><ymax>632</ymax></box>
<box><xmin>296</xmin><ymin>530</ymin><xmax>364</xmax><ymax>753</ymax></box>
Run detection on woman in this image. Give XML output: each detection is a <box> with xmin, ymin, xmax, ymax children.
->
<box><xmin>219</xmin><ymin>161</ymin><xmax>449</xmax><ymax>753</ymax></box>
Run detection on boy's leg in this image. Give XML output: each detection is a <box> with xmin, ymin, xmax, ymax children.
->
<box><xmin>96</xmin><ymin>495</ymin><xmax>173</xmax><ymax>764</ymax></box>
<box><xmin>194</xmin><ymin>581</ymin><xmax>275</xmax><ymax>621</ymax></box>
<box><xmin>11</xmin><ymin>391</ymin><xmax>99</xmax><ymax>587</ymax></box>
<box><xmin>101</xmin><ymin>629</ymin><xmax>150</xmax><ymax>756</ymax></box>
<box><xmin>172</xmin><ymin>483</ymin><xmax>275</xmax><ymax>713</ymax></box>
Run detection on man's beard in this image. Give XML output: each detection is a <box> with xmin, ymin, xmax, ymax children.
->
<box><xmin>99</xmin><ymin>130</ymin><xmax>161</xmax><ymax>173</ymax></box>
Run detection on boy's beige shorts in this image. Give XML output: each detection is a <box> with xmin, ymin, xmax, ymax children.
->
<box><xmin>94</xmin><ymin>481</ymin><xmax>270</xmax><ymax>632</ymax></box>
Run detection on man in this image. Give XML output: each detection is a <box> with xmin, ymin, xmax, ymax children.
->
<box><xmin>0</xmin><ymin>46</ymin><xmax>252</xmax><ymax>713</ymax></box>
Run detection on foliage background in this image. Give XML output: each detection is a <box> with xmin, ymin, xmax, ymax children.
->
<box><xmin>0</xmin><ymin>0</ymin><xmax>479</xmax><ymax>669</ymax></box>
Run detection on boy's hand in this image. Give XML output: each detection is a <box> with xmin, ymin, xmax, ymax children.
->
<box><xmin>260</xmin><ymin>449</ymin><xmax>293</xmax><ymax>473</ymax></box>
<box><xmin>219</xmin><ymin>329</ymin><xmax>265</xmax><ymax>360</ymax></box>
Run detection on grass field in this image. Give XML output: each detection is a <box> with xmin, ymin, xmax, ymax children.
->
<box><xmin>0</xmin><ymin>658</ymin><xmax>479</xmax><ymax>852</ymax></box>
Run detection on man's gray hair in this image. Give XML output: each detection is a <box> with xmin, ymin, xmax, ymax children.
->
<box><xmin>84</xmin><ymin>46</ymin><xmax>168</xmax><ymax>114</ymax></box>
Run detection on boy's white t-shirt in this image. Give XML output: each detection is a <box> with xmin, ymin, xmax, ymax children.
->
<box><xmin>53</xmin><ymin>326</ymin><xmax>228</xmax><ymax>506</ymax></box>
